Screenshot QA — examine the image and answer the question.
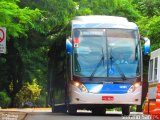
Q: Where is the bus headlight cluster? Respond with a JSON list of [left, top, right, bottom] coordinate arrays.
[[128, 85, 135, 93], [128, 82, 141, 93], [72, 81, 88, 93], [79, 84, 88, 92]]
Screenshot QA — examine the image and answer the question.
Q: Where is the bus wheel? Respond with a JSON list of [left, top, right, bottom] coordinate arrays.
[[122, 105, 130, 116], [68, 105, 77, 115], [92, 107, 106, 115]]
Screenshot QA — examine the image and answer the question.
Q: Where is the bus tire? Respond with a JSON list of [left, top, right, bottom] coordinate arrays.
[[68, 105, 77, 115], [122, 105, 130, 116], [92, 107, 106, 115]]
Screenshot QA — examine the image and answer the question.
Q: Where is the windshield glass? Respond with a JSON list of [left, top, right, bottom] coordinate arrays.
[[73, 29, 140, 78]]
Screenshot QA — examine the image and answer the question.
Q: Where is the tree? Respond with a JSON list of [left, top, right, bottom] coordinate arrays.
[[18, 0, 77, 106], [76, 0, 141, 21], [137, 16, 160, 51], [0, 0, 41, 38], [136, 0, 160, 51], [0, 0, 42, 107], [135, 0, 160, 17]]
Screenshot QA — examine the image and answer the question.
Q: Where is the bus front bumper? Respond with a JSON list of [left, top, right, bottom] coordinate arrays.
[[69, 85, 142, 105]]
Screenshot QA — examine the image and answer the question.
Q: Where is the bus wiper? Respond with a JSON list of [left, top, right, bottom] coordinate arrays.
[[90, 48, 104, 80], [109, 50, 127, 81], [114, 63, 127, 81]]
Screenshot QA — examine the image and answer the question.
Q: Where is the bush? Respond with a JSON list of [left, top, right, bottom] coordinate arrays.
[[0, 91, 11, 108], [15, 79, 41, 107]]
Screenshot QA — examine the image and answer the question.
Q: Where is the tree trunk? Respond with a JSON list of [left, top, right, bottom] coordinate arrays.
[[6, 40, 24, 107]]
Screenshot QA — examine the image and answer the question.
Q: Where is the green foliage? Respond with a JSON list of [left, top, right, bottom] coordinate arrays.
[[131, 105, 136, 112], [137, 16, 160, 51], [0, 0, 42, 38], [0, 91, 11, 108], [136, 0, 160, 17], [15, 79, 41, 107], [19, 0, 76, 35], [76, 0, 141, 21]]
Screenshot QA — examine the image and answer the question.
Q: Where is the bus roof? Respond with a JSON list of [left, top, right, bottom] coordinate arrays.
[[150, 48, 160, 59], [72, 15, 138, 30]]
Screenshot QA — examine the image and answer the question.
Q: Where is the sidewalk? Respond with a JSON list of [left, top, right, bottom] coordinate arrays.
[[0, 111, 27, 120], [0, 108, 51, 120]]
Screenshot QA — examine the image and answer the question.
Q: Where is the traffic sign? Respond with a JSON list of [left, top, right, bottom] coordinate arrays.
[[0, 27, 6, 54]]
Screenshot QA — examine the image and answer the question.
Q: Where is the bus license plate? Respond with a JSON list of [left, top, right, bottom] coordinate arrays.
[[102, 96, 114, 101]]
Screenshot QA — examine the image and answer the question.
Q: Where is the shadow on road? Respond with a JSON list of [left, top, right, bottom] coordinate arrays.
[[69, 112, 122, 117], [43, 111, 122, 117]]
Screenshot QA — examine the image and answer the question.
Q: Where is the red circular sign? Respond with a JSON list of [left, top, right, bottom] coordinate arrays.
[[0, 29, 5, 42]]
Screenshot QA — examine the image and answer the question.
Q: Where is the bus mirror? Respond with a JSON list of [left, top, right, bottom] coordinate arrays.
[[66, 38, 72, 55], [143, 37, 150, 55]]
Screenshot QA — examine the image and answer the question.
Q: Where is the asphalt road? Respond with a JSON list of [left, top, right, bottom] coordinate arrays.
[[0, 109, 152, 120], [25, 111, 151, 120]]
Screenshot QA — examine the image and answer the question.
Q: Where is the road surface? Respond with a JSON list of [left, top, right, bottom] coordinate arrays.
[[25, 111, 151, 120], [0, 109, 152, 120]]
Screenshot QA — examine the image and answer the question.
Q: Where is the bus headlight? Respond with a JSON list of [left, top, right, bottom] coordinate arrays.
[[79, 84, 88, 92], [72, 81, 88, 93], [128, 82, 141, 93], [128, 85, 135, 93]]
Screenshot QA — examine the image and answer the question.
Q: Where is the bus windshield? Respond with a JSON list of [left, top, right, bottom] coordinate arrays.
[[73, 29, 140, 79]]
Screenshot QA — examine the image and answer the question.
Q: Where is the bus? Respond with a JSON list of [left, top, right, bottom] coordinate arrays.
[[144, 48, 160, 113], [50, 15, 150, 115]]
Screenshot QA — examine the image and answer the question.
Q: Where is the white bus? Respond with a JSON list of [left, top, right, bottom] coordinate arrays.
[[51, 15, 150, 115], [146, 48, 160, 112]]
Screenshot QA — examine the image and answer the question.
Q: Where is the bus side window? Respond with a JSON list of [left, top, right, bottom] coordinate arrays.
[[154, 58, 158, 81], [149, 59, 153, 81], [149, 58, 158, 81]]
